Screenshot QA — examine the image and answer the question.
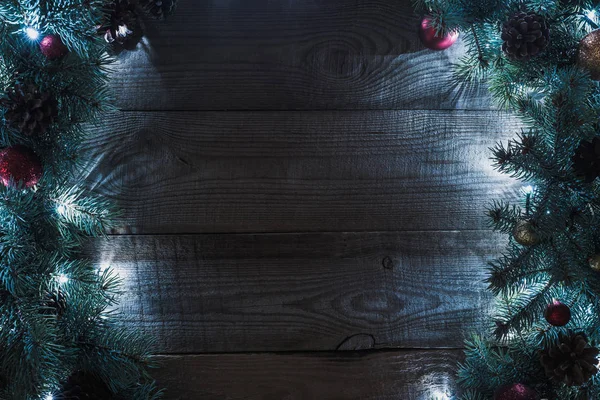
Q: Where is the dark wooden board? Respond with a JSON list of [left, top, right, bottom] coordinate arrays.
[[84, 110, 522, 234], [153, 350, 462, 400], [112, 0, 492, 111], [87, 231, 502, 353], [99, 2, 512, 396]]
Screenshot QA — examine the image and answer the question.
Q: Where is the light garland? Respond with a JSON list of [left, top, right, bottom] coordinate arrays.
[[415, 0, 600, 398]]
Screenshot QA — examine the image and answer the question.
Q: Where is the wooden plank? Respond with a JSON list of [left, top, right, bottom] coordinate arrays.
[[153, 350, 462, 400], [87, 231, 501, 353], [84, 110, 522, 234], [112, 0, 492, 111]]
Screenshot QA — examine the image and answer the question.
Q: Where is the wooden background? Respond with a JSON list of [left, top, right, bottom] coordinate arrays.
[[83, 0, 523, 398]]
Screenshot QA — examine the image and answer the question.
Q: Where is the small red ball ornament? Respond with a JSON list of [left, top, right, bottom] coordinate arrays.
[[418, 16, 459, 50], [493, 383, 538, 400], [39, 35, 68, 60], [0, 145, 43, 188], [544, 300, 571, 326]]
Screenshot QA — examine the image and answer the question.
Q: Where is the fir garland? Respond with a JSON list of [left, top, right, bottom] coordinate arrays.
[[414, 0, 600, 399], [0, 0, 175, 398]]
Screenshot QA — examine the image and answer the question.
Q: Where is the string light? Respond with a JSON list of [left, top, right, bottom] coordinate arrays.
[[424, 372, 452, 400], [98, 260, 111, 273], [522, 185, 534, 194], [25, 27, 40, 40], [56, 204, 66, 216], [429, 391, 450, 400], [429, 387, 451, 399], [587, 9, 597, 20], [44, 394, 53, 400], [57, 274, 69, 284], [117, 25, 131, 37]]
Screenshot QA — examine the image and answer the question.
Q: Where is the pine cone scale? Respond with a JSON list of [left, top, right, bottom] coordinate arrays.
[[139, 0, 178, 19], [57, 371, 113, 400], [1, 83, 57, 136], [101, 0, 140, 45], [540, 333, 599, 386], [502, 12, 550, 60], [573, 137, 600, 182]]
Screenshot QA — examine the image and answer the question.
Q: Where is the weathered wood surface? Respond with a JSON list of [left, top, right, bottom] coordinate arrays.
[[111, 0, 492, 111], [93, 0, 516, 397], [84, 110, 521, 234], [87, 231, 501, 354], [153, 350, 461, 400]]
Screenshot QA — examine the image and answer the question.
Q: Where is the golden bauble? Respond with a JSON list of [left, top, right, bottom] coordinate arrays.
[[512, 220, 540, 246], [589, 254, 600, 272], [578, 29, 600, 81]]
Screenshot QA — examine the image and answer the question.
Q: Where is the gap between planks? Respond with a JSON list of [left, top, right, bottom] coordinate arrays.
[[153, 347, 466, 357], [104, 228, 495, 237]]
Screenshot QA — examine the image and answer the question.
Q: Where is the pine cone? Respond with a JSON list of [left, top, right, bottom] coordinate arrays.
[[572, 137, 600, 182], [1, 83, 57, 136], [501, 12, 550, 60], [540, 333, 599, 386], [139, 0, 177, 20], [40, 290, 66, 317], [102, 0, 141, 44], [56, 371, 114, 400]]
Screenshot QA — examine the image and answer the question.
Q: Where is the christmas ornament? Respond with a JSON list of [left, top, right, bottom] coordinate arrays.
[[589, 253, 600, 271], [493, 383, 538, 400], [57, 371, 113, 400], [578, 29, 600, 80], [0, 145, 43, 188], [418, 16, 459, 51], [139, 0, 178, 20], [540, 333, 599, 386], [102, 0, 140, 44], [1, 83, 58, 136], [572, 137, 600, 182], [544, 300, 571, 326], [501, 12, 550, 60], [39, 34, 68, 60], [512, 220, 539, 246]]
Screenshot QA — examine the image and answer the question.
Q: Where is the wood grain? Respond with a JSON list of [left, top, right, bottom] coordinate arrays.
[[111, 0, 492, 111], [153, 350, 462, 400], [83, 109, 522, 234], [86, 231, 502, 353]]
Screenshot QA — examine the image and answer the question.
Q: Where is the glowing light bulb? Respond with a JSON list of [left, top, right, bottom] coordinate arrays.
[[56, 205, 66, 216], [25, 27, 40, 40], [118, 25, 132, 36], [587, 304, 595, 316], [587, 9, 597, 20], [430, 390, 450, 400], [522, 185, 534, 194], [45, 394, 54, 400], [98, 261, 110, 273], [57, 274, 69, 284]]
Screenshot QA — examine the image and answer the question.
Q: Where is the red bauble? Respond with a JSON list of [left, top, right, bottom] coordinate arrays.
[[418, 16, 459, 50], [494, 383, 538, 400], [544, 300, 571, 327], [39, 35, 68, 60], [0, 145, 43, 188]]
